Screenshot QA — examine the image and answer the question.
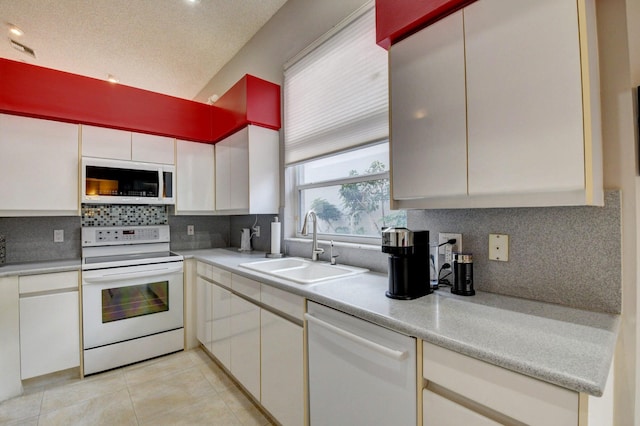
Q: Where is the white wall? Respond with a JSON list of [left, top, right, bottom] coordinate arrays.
[[194, 0, 370, 102]]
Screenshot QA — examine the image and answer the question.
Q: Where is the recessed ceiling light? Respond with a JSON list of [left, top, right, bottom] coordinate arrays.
[[185, 0, 201, 4], [107, 74, 119, 84], [7, 24, 23, 37]]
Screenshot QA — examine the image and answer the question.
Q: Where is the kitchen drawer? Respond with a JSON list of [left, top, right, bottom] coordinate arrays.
[[422, 341, 578, 425], [19, 271, 79, 295], [231, 274, 260, 302], [260, 284, 304, 321], [196, 261, 212, 279], [196, 262, 231, 288]]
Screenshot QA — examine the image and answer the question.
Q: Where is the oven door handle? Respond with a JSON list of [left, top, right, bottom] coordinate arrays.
[[83, 265, 183, 284]]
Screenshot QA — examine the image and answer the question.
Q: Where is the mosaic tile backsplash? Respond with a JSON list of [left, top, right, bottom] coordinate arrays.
[[81, 204, 169, 227]]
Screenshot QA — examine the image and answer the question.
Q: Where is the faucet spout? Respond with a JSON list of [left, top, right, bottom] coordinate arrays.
[[301, 211, 324, 261]]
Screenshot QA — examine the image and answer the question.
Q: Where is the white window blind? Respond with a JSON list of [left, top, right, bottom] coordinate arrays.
[[283, 4, 388, 165]]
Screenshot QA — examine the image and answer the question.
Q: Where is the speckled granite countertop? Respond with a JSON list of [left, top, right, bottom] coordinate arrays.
[[180, 248, 619, 397], [0, 259, 81, 278]]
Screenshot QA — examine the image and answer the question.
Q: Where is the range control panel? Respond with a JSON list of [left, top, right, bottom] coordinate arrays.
[[82, 225, 170, 247]]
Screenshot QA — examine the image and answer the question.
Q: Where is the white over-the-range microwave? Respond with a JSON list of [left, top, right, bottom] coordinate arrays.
[[81, 157, 175, 205]]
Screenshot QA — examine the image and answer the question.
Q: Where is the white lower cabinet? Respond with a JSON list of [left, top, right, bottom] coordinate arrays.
[[210, 283, 232, 370], [230, 294, 260, 399], [195, 262, 304, 425], [422, 341, 579, 426], [0, 276, 22, 402], [195, 276, 213, 352], [19, 271, 80, 380], [260, 309, 303, 426]]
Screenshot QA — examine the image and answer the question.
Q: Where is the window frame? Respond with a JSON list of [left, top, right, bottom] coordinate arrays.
[[289, 142, 402, 246]]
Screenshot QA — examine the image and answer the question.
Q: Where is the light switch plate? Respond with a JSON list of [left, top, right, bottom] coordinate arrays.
[[54, 229, 64, 243], [187, 225, 195, 236], [489, 234, 509, 261]]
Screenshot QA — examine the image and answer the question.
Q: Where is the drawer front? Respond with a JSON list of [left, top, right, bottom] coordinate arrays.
[[231, 274, 260, 302], [210, 265, 231, 287], [196, 261, 212, 279], [422, 341, 578, 426], [423, 388, 501, 426], [261, 284, 304, 320], [196, 262, 231, 288], [19, 271, 79, 295]]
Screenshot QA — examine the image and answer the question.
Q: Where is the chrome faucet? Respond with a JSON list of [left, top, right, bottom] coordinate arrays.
[[300, 211, 324, 261]]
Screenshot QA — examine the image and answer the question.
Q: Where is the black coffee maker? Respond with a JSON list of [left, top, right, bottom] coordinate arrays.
[[382, 227, 431, 300]]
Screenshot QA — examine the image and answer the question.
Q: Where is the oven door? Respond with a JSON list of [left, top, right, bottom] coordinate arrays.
[[82, 262, 183, 349]]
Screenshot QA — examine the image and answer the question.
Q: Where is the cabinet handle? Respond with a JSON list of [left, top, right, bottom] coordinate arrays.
[[305, 313, 408, 361], [83, 265, 183, 284]]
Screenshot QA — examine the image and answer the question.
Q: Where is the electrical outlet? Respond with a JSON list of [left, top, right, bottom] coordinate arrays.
[[187, 225, 194, 236], [438, 233, 462, 264], [54, 229, 64, 243], [253, 226, 261, 238], [489, 233, 509, 261]]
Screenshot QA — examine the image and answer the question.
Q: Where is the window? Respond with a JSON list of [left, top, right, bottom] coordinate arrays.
[[294, 143, 405, 241], [284, 2, 406, 242]]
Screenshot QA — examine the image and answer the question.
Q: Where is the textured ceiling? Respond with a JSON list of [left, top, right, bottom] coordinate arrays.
[[0, 0, 288, 100]]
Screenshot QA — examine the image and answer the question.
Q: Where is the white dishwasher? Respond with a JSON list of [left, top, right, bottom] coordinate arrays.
[[306, 301, 417, 426]]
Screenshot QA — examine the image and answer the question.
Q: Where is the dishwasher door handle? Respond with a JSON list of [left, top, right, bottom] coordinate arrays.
[[305, 313, 408, 361]]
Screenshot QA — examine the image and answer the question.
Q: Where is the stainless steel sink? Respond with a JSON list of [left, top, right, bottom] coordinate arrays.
[[239, 257, 368, 284]]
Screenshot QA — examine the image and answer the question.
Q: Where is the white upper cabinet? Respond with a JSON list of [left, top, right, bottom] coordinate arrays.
[[215, 125, 279, 215], [176, 140, 215, 214], [131, 132, 175, 164], [391, 10, 467, 201], [465, 0, 590, 198], [390, 0, 602, 208], [81, 125, 131, 160], [0, 114, 79, 216], [82, 125, 175, 164]]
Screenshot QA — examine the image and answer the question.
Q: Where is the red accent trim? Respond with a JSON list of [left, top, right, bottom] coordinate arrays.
[[211, 75, 281, 142], [376, 0, 477, 49], [0, 58, 213, 142], [0, 59, 281, 144]]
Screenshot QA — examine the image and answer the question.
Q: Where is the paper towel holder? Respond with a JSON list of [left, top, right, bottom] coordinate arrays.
[[266, 216, 284, 258]]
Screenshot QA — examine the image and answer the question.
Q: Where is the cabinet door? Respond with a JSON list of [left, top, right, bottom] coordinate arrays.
[[215, 128, 249, 212], [0, 277, 21, 401], [423, 389, 501, 426], [176, 140, 215, 214], [195, 277, 211, 348], [261, 310, 303, 426], [19, 291, 80, 379], [390, 10, 467, 200], [211, 283, 232, 370], [247, 126, 279, 214], [214, 138, 231, 211], [465, 0, 585, 196], [131, 132, 175, 164], [82, 125, 131, 160], [230, 295, 260, 399], [228, 131, 250, 211], [0, 114, 79, 215]]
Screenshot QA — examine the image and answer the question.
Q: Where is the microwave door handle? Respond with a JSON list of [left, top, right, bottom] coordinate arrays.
[[83, 265, 183, 284], [305, 313, 408, 361]]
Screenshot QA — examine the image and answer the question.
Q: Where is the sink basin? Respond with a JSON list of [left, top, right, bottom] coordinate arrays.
[[239, 257, 368, 284]]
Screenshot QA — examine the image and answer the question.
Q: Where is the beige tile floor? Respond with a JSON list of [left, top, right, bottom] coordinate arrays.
[[0, 348, 276, 426]]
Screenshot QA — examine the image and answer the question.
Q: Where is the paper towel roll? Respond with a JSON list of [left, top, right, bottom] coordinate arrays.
[[271, 219, 281, 255]]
